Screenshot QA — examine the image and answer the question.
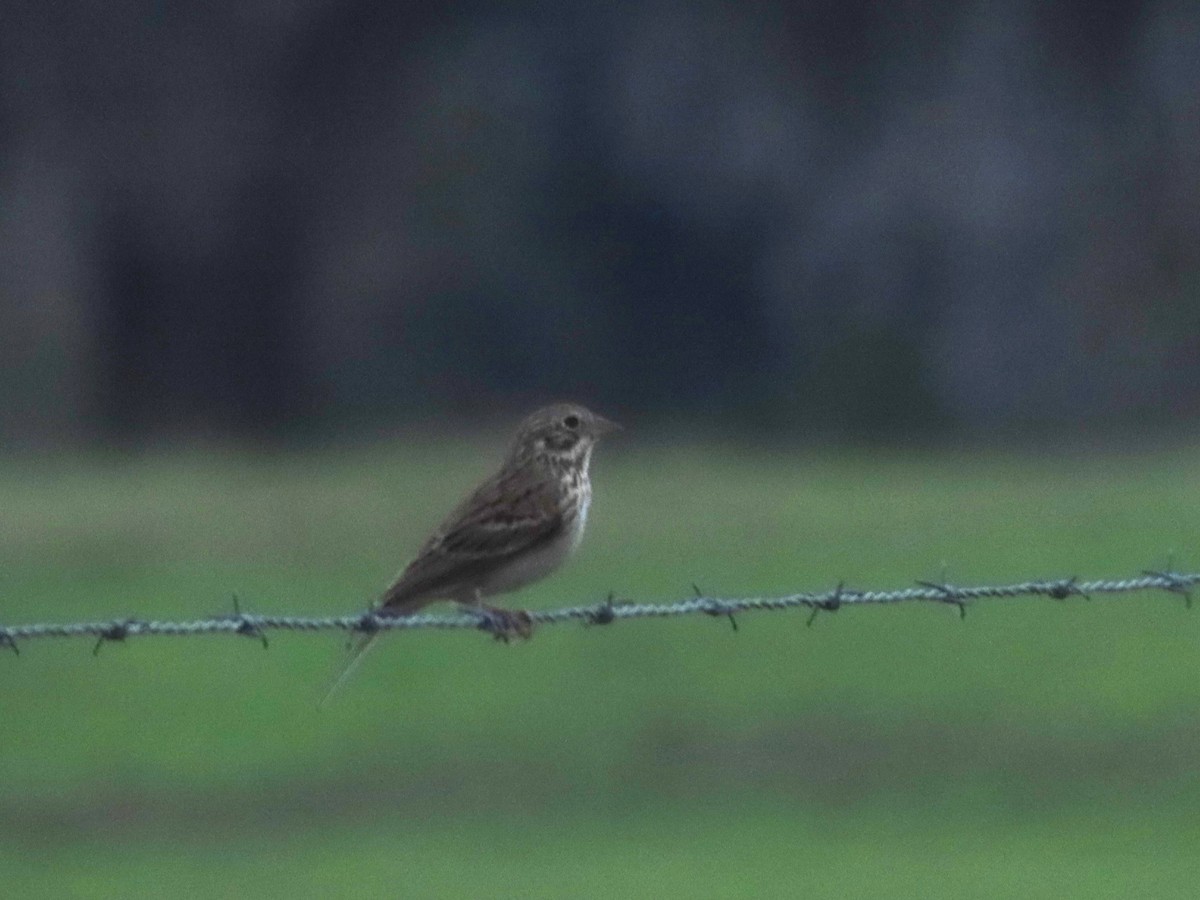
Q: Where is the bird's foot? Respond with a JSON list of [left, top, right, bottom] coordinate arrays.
[[473, 605, 535, 642]]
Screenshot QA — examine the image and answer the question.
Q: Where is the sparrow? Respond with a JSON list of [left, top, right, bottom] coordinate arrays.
[[320, 402, 618, 703]]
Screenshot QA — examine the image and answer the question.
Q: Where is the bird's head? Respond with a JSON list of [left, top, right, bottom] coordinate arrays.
[[511, 403, 620, 461]]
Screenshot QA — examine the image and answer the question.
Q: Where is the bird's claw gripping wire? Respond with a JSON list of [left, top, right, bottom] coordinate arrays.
[[476, 606, 534, 642]]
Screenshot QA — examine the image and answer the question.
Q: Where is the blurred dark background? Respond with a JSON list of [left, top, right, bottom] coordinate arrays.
[[1, 0, 1197, 447]]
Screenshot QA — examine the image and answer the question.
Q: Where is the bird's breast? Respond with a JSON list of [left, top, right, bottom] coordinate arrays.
[[478, 477, 591, 598], [569, 481, 591, 552]]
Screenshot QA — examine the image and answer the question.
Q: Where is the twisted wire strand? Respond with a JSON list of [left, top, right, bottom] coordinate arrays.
[[0, 570, 1194, 651]]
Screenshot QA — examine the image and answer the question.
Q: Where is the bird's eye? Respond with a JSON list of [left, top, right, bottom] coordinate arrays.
[[563, 414, 580, 429]]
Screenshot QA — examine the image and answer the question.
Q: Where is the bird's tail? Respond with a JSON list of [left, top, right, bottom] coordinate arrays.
[[318, 631, 380, 709]]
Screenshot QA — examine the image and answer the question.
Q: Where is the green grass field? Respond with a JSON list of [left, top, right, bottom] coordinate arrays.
[[2, 439, 1199, 898]]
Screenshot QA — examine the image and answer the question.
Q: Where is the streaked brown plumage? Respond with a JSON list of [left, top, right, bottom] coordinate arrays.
[[320, 403, 618, 704]]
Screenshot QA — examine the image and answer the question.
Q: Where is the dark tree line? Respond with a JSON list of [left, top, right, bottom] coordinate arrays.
[[0, 0, 1195, 446]]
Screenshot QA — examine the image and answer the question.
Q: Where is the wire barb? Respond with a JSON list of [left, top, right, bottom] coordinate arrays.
[[352, 612, 382, 635], [1043, 577, 1089, 601], [1143, 570, 1193, 609], [2, 567, 1198, 649], [92, 619, 140, 655], [226, 593, 268, 649], [916, 580, 968, 619], [807, 582, 846, 627], [584, 593, 619, 626], [695, 583, 738, 631]]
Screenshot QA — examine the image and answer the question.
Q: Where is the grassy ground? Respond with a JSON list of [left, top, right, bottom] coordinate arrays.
[[2, 439, 1199, 898]]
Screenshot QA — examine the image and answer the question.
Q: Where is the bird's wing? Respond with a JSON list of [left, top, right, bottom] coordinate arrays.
[[378, 462, 565, 610]]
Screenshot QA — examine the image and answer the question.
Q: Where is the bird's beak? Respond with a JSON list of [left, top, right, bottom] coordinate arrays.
[[594, 414, 622, 436]]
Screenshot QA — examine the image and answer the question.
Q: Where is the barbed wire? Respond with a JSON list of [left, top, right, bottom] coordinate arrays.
[[0, 569, 1194, 654]]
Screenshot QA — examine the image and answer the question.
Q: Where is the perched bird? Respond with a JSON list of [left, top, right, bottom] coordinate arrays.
[[320, 402, 619, 704]]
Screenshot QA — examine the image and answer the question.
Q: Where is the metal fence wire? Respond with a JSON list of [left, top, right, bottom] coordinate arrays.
[[0, 569, 1194, 654]]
